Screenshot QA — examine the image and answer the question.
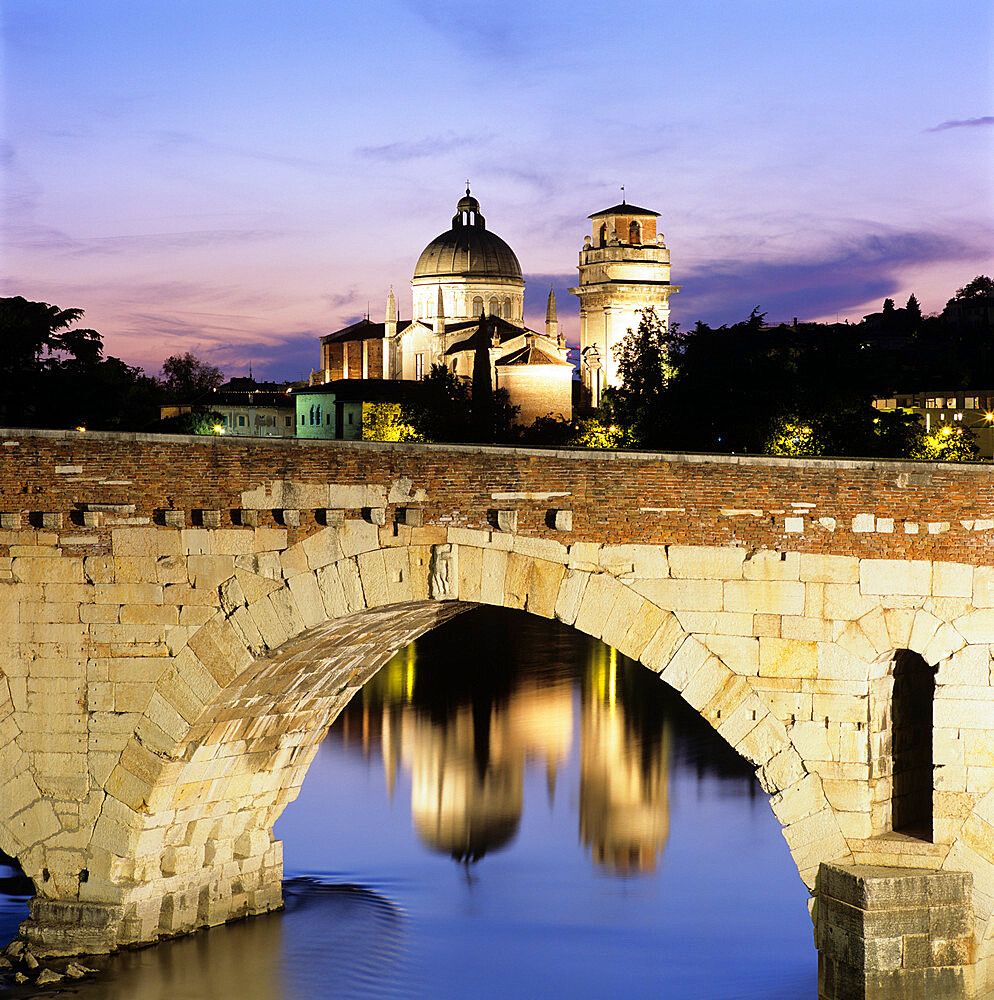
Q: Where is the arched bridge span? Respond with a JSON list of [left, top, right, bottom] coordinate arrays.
[[2, 429, 994, 996]]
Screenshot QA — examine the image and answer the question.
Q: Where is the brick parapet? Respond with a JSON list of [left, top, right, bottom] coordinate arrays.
[[1, 429, 993, 565]]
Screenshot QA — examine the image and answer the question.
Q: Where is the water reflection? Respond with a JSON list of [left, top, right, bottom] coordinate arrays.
[[331, 610, 736, 878]]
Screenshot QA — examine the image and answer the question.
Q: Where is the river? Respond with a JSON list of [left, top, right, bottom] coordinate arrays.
[[0, 606, 816, 998]]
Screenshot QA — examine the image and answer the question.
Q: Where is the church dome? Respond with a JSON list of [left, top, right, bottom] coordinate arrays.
[[413, 189, 523, 282]]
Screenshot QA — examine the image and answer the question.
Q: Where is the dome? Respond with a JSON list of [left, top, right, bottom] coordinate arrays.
[[413, 190, 523, 282]]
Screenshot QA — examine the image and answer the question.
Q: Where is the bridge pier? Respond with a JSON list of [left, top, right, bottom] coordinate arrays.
[[19, 839, 284, 956], [815, 863, 977, 999]]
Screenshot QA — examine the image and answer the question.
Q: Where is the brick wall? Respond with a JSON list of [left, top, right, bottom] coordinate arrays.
[[1, 430, 993, 565]]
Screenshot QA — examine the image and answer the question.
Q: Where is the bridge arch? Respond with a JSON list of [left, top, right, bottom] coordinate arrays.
[[17, 531, 853, 954]]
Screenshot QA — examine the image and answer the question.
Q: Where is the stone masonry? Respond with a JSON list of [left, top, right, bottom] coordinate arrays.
[[2, 430, 994, 995]]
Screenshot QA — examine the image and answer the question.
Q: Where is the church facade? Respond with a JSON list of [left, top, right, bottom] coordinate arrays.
[[309, 188, 678, 430]]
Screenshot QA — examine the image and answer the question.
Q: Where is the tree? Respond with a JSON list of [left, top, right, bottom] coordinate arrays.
[[0, 296, 103, 426], [611, 307, 678, 446], [905, 294, 922, 323], [401, 363, 471, 442], [912, 424, 980, 462], [159, 352, 224, 402], [949, 275, 994, 303], [361, 402, 420, 442]]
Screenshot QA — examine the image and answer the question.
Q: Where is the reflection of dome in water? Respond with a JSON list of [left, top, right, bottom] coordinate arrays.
[[413, 810, 521, 863]]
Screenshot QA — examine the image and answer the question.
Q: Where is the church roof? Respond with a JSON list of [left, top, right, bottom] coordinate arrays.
[[442, 316, 529, 355], [589, 202, 658, 218], [495, 341, 573, 367], [321, 317, 404, 344], [413, 190, 523, 282]]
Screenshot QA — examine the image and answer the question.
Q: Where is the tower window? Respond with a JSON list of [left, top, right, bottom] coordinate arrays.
[[599, 223, 608, 246], [629, 220, 641, 244], [415, 353, 424, 380]]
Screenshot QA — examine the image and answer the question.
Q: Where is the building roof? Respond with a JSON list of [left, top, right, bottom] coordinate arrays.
[[495, 341, 573, 367], [443, 316, 531, 355], [588, 202, 659, 219], [292, 379, 427, 403], [321, 317, 404, 344], [203, 378, 295, 408], [413, 190, 523, 282]]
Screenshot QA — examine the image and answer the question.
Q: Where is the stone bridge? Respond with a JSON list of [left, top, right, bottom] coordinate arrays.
[[2, 429, 994, 997]]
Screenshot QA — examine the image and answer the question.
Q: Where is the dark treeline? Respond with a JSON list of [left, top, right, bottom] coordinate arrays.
[[0, 297, 223, 432], [4, 277, 993, 459], [541, 276, 993, 461]]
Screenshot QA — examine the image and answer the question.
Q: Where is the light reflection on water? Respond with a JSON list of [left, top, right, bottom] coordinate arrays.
[[0, 607, 816, 998]]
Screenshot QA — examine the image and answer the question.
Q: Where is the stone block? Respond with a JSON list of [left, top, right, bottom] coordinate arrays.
[[636, 614, 685, 673], [758, 636, 818, 678], [953, 609, 994, 644], [480, 548, 508, 608], [494, 509, 517, 533], [397, 507, 423, 527], [573, 572, 624, 639], [632, 577, 723, 611], [859, 559, 932, 597], [724, 580, 805, 616], [932, 562, 973, 599], [667, 545, 745, 580], [547, 509, 572, 531], [701, 634, 759, 675], [800, 552, 859, 584], [743, 550, 800, 581], [657, 635, 709, 689]]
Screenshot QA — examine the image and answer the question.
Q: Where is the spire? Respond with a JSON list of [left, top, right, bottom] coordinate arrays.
[[385, 285, 397, 325], [545, 287, 558, 340], [383, 286, 397, 377]]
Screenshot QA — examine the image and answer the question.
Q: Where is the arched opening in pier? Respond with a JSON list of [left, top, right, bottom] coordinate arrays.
[[891, 650, 936, 840]]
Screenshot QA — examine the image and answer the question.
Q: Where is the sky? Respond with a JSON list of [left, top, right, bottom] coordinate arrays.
[[2, 0, 993, 383]]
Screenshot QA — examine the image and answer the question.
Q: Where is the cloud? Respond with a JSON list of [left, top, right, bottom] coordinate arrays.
[[927, 116, 994, 132], [674, 228, 987, 327], [357, 131, 489, 162], [6, 225, 293, 257], [150, 130, 337, 176]]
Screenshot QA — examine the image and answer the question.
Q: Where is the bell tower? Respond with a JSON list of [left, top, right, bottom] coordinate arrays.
[[568, 199, 679, 408]]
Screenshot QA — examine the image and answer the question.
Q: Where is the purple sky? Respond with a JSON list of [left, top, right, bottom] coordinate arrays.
[[3, 1, 993, 382]]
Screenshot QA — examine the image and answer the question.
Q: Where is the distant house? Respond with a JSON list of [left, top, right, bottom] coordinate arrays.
[[161, 377, 298, 437], [292, 379, 426, 440], [872, 390, 994, 458]]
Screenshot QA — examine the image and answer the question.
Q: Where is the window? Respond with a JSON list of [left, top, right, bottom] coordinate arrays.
[[309, 406, 314, 426], [489, 297, 499, 316], [925, 398, 939, 408], [415, 353, 424, 380], [965, 397, 978, 409], [953, 412, 963, 421], [629, 220, 641, 243], [503, 297, 511, 319], [238, 415, 245, 427], [221, 416, 228, 425], [300, 414, 305, 425], [347, 412, 353, 425], [946, 397, 956, 408], [473, 296, 484, 317], [599, 223, 608, 246], [316, 405, 322, 425], [285, 416, 292, 426], [326, 414, 331, 425]]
